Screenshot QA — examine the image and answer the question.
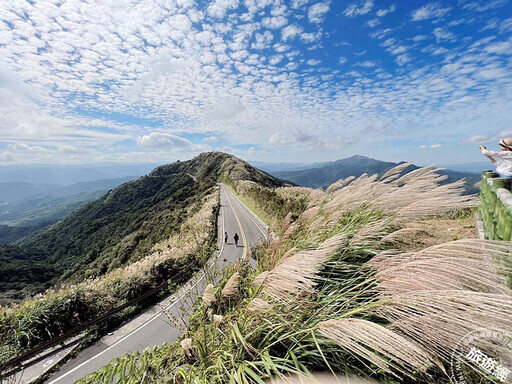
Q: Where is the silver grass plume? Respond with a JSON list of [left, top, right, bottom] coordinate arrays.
[[282, 247, 298, 260], [222, 272, 240, 297], [319, 163, 477, 224], [281, 212, 293, 233], [283, 222, 300, 238], [379, 162, 414, 183], [326, 176, 356, 193], [181, 338, 196, 359], [368, 239, 512, 272], [380, 228, 426, 244], [253, 271, 270, 287], [299, 206, 320, 221], [369, 239, 512, 294], [213, 314, 224, 325], [202, 283, 216, 307], [263, 235, 347, 300], [376, 291, 512, 362], [247, 298, 271, 313], [317, 318, 437, 377]]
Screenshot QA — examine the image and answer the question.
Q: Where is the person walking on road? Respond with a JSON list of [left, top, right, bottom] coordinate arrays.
[[224, 232, 228, 244], [480, 138, 512, 179], [234, 233, 239, 247]]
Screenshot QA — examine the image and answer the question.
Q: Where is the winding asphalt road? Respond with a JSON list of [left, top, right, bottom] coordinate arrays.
[[37, 184, 268, 383]]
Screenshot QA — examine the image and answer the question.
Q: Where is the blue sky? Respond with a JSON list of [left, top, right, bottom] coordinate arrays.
[[0, 0, 511, 166]]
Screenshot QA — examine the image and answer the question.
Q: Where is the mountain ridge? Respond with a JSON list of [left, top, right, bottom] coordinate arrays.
[[0, 152, 285, 302]]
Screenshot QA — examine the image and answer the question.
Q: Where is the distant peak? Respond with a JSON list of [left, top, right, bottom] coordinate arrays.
[[347, 154, 376, 160]]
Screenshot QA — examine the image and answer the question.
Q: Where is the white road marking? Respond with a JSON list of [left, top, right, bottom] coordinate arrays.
[[226, 186, 268, 240]]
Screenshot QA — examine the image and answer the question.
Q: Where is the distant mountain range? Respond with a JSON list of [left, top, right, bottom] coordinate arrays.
[[0, 177, 136, 244], [0, 163, 160, 185], [0, 177, 136, 204], [437, 161, 490, 174], [252, 155, 482, 193]]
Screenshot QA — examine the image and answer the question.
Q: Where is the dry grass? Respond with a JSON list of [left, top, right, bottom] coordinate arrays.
[[202, 284, 215, 307], [321, 164, 477, 226], [377, 291, 512, 361], [221, 272, 240, 297], [263, 235, 347, 300], [247, 297, 271, 313], [267, 373, 379, 384], [317, 318, 437, 377]]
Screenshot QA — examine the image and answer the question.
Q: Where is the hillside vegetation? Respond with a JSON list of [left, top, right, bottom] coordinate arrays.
[[79, 163, 512, 384], [0, 152, 286, 364], [0, 152, 282, 302]]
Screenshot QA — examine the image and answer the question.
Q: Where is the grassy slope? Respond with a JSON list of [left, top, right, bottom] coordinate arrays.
[[76, 166, 512, 384], [0, 152, 287, 364]]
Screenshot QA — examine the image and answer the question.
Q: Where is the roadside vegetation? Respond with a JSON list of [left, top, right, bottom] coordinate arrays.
[[78, 164, 512, 383], [0, 192, 218, 364], [0, 152, 286, 367]]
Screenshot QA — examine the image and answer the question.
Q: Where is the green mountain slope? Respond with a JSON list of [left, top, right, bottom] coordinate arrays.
[[0, 152, 285, 301]]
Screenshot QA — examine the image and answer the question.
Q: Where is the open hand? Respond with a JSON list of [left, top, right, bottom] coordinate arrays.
[[479, 145, 486, 150]]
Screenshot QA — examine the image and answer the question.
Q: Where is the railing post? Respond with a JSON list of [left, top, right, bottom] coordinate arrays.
[[479, 171, 512, 240], [497, 188, 512, 241]]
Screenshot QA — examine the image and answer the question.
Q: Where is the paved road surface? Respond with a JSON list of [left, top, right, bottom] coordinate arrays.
[[36, 184, 268, 383]]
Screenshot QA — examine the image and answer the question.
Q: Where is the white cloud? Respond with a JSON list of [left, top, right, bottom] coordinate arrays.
[[137, 133, 194, 149], [291, 0, 310, 9], [206, 0, 240, 18], [281, 24, 303, 41], [7, 143, 50, 153], [355, 60, 377, 68], [461, 0, 508, 12], [308, 1, 331, 23], [369, 28, 393, 39], [485, 41, 512, 55], [203, 136, 218, 142], [420, 145, 427, 149], [307, 58, 321, 65], [261, 15, 288, 29], [269, 54, 284, 65], [376, 4, 396, 17], [433, 27, 456, 42], [412, 35, 429, 42], [300, 31, 322, 43], [343, 0, 374, 17], [137, 133, 210, 153], [1, 0, 512, 166], [269, 130, 324, 149], [411, 3, 451, 21], [365, 18, 380, 28], [206, 98, 246, 120], [430, 144, 442, 149], [500, 18, 512, 33], [252, 31, 274, 49], [395, 54, 410, 66]]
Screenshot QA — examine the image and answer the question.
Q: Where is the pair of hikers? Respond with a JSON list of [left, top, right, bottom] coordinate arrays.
[[480, 138, 512, 179], [224, 232, 239, 247]]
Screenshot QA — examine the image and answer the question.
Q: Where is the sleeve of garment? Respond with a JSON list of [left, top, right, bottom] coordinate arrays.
[[481, 149, 512, 159]]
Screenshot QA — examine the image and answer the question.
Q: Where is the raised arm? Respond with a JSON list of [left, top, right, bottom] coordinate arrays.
[[480, 145, 512, 160]]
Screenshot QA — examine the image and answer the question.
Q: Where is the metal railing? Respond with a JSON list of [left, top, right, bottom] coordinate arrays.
[[479, 171, 512, 240]]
